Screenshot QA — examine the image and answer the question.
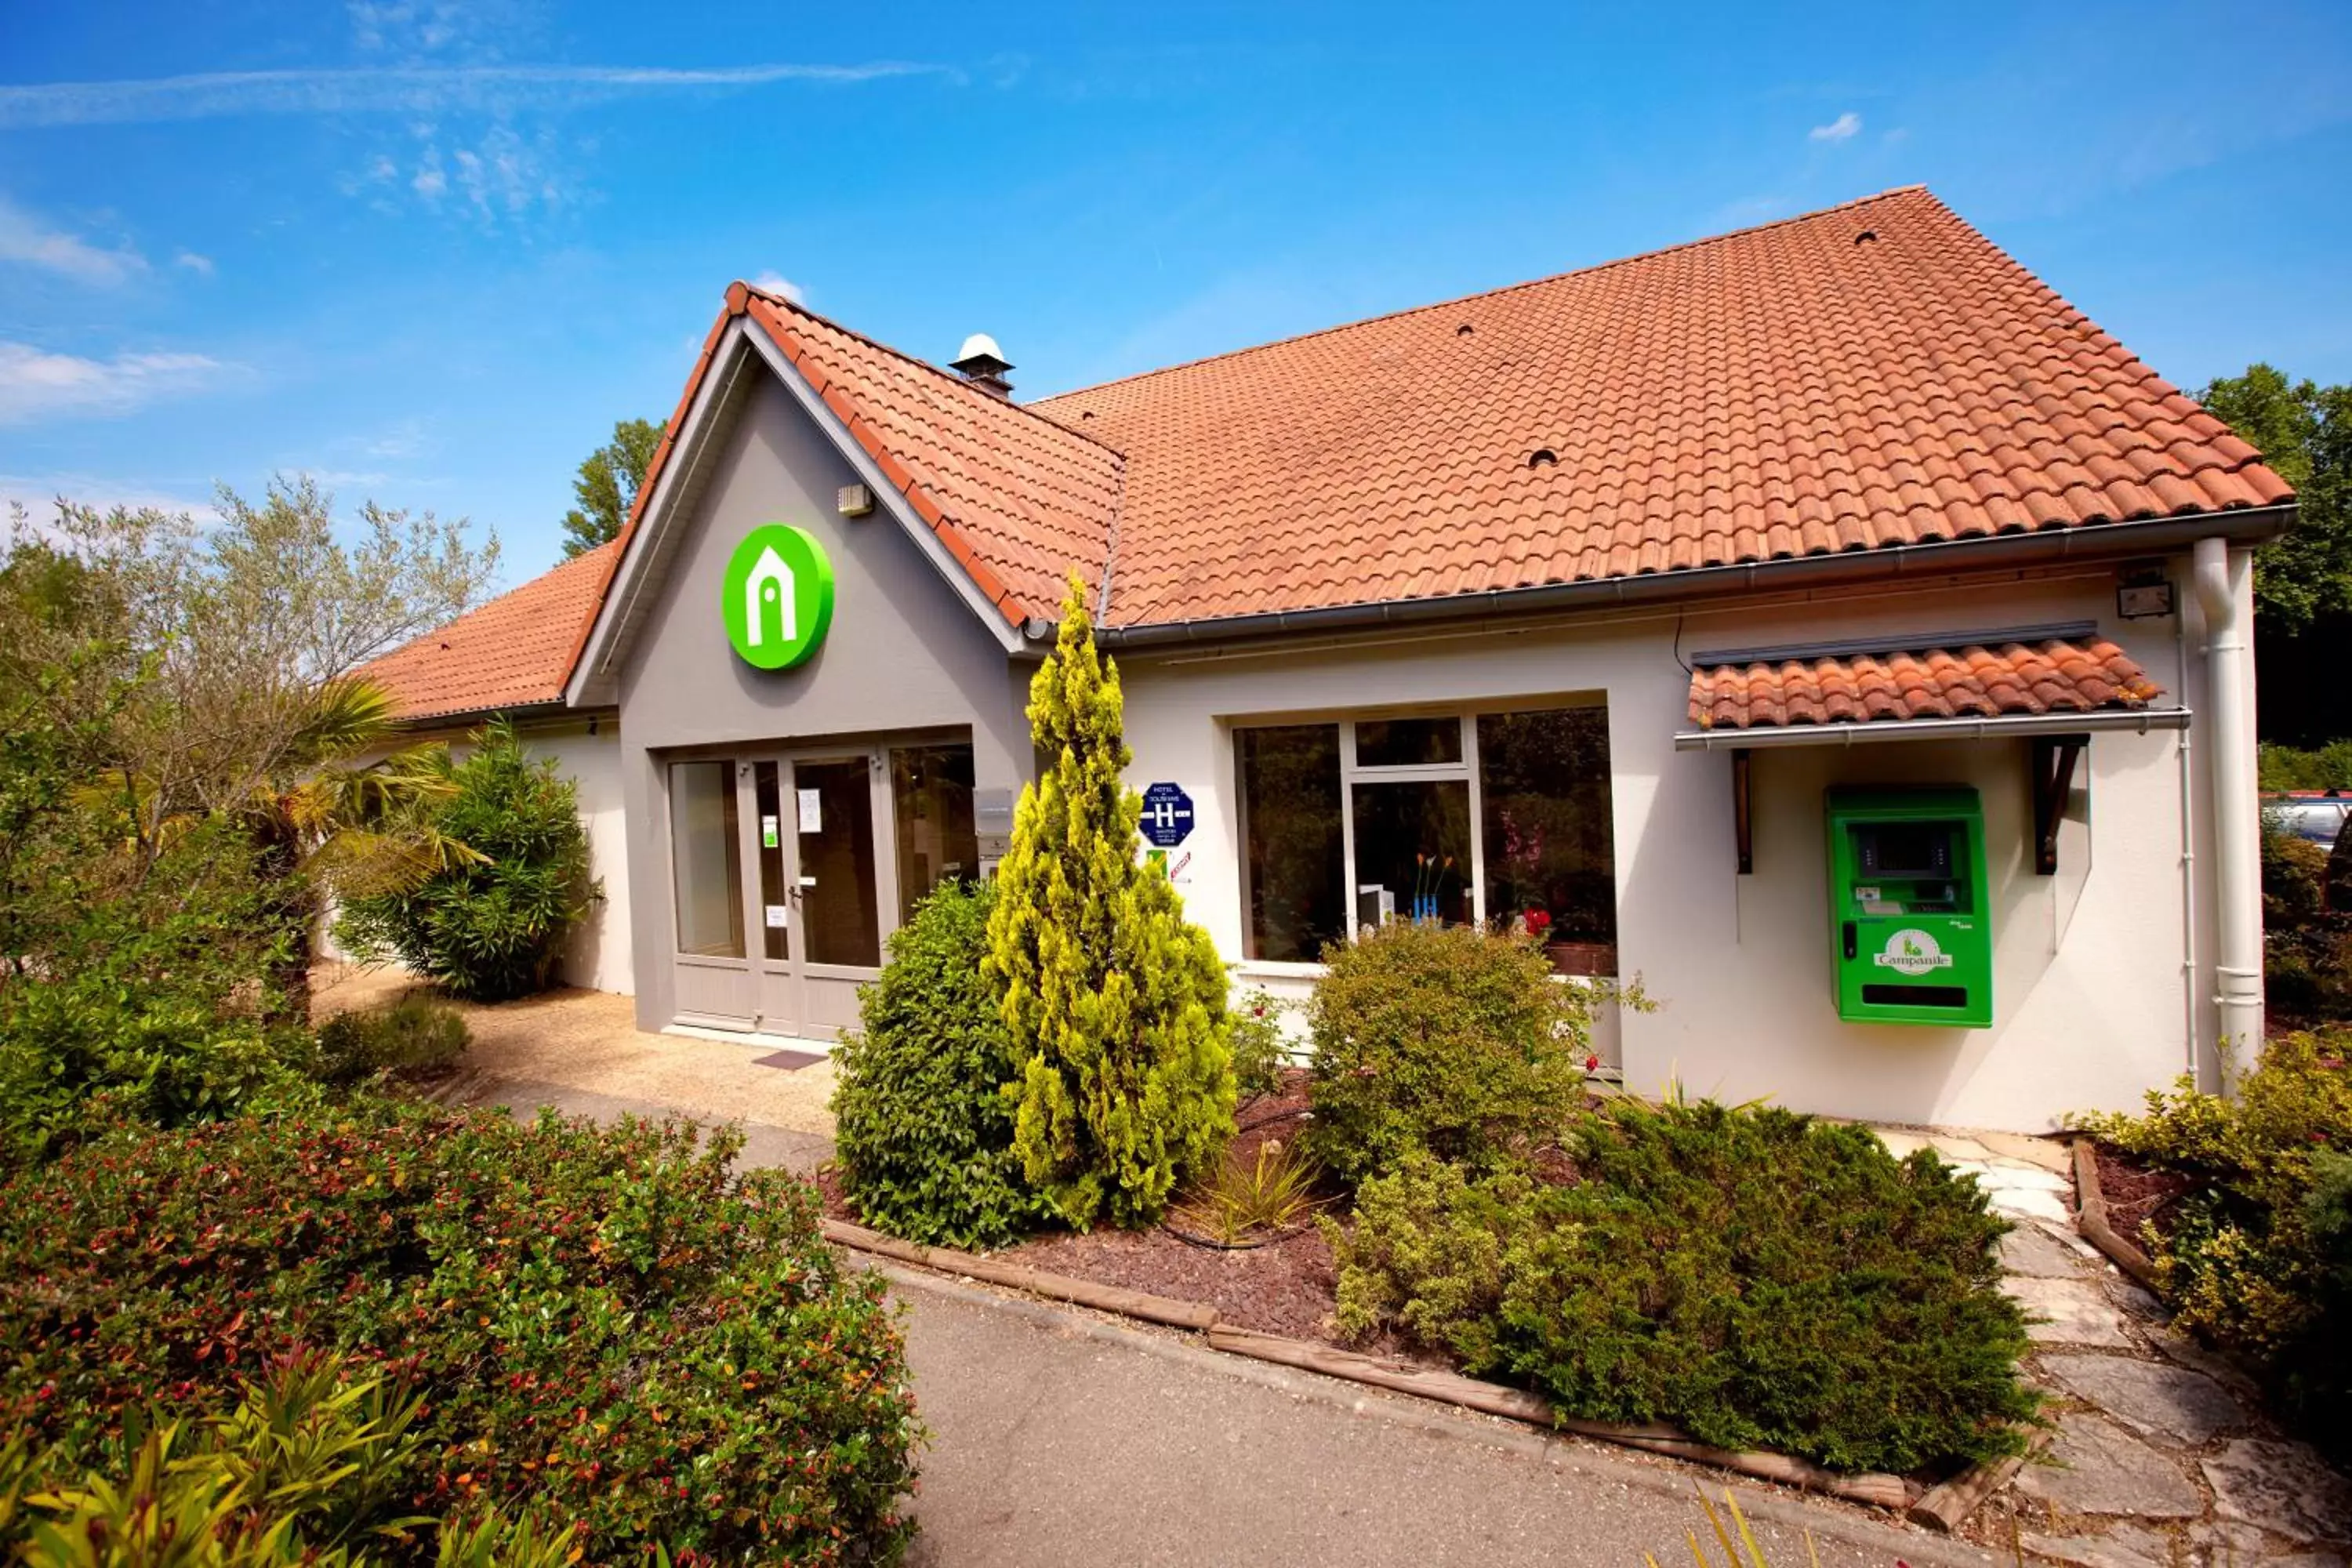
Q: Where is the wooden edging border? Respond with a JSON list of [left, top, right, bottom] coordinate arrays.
[[2070, 1138, 2161, 1290], [815, 1216, 2030, 1526]]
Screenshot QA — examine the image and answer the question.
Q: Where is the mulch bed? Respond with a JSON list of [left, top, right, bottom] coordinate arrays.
[[2090, 1142, 2194, 1250]]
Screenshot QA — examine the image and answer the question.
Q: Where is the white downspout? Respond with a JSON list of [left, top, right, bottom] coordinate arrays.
[[2190, 537, 2263, 1078]]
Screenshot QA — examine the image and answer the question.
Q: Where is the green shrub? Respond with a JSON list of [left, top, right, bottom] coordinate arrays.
[[1327, 1100, 2038, 1475], [0, 1100, 920, 1565], [0, 813, 316, 1168], [986, 577, 1234, 1229], [833, 880, 1053, 1250], [1229, 987, 1289, 1104], [2076, 1033, 2352, 1451], [336, 723, 595, 1002], [0, 1351, 579, 1567], [314, 996, 470, 1087], [1304, 922, 1590, 1186]]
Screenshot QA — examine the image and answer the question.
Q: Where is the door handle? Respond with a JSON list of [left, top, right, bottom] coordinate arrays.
[[1842, 921, 1858, 960]]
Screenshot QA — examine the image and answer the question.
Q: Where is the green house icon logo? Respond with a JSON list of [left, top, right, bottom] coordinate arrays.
[[722, 524, 834, 670]]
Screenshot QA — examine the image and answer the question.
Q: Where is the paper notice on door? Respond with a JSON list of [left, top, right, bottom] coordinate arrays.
[[797, 788, 822, 833], [764, 904, 788, 928], [760, 815, 779, 849]]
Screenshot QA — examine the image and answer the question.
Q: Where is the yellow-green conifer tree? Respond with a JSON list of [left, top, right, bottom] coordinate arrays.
[[985, 574, 1235, 1228]]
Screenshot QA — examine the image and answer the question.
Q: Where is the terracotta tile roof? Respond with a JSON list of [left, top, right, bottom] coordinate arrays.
[[1029, 187, 2291, 626], [743, 289, 1124, 624], [362, 540, 620, 722], [1686, 636, 2165, 731]]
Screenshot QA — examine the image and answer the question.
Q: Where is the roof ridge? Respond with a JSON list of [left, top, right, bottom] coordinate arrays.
[[1033, 187, 1940, 407], [741, 282, 1130, 459]]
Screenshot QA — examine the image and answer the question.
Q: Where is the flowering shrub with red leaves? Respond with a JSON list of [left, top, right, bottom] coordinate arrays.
[[0, 1100, 921, 1566]]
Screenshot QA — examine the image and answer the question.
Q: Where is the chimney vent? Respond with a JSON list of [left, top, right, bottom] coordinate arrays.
[[949, 332, 1014, 399]]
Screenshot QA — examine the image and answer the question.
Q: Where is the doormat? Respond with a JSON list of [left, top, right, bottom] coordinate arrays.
[[751, 1048, 826, 1071]]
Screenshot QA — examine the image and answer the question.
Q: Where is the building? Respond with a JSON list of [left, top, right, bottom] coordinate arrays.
[[364, 187, 2295, 1133]]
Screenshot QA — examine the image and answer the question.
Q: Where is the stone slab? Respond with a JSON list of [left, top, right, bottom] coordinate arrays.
[[2007, 1275, 2138, 1348], [2019, 1528, 2165, 1568], [2203, 1439, 2352, 1546], [2016, 1412, 2203, 1519], [2003, 1223, 2092, 1279], [2038, 1353, 2245, 1446], [1976, 1129, 2078, 1174]]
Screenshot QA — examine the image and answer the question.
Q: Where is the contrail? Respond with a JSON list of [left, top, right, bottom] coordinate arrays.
[[0, 61, 948, 129]]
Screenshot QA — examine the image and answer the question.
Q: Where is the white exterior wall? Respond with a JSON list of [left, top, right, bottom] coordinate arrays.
[[526, 720, 634, 996], [1117, 560, 2223, 1134]]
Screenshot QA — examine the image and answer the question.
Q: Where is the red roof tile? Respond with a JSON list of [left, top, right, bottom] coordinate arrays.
[[376, 187, 2293, 721], [1687, 637, 2164, 731], [363, 540, 619, 722], [742, 292, 1124, 625], [1031, 187, 2290, 626]]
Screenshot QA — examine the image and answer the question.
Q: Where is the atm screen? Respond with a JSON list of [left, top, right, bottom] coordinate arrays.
[[1856, 822, 1955, 879]]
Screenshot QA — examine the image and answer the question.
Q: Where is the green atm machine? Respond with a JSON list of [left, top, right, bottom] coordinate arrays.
[[1825, 787, 1993, 1028]]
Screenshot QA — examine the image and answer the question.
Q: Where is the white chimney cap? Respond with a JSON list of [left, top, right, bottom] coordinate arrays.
[[955, 332, 1006, 365]]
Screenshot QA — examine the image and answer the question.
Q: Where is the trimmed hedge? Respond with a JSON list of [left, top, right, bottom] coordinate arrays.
[[0, 1100, 920, 1565], [1327, 1098, 2038, 1475], [833, 880, 1053, 1249]]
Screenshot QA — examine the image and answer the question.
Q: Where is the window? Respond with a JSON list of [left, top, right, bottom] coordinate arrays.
[[1236, 725, 1345, 962], [670, 760, 744, 959], [891, 743, 978, 924], [1233, 704, 1617, 973], [795, 758, 881, 967], [1477, 707, 1616, 969]]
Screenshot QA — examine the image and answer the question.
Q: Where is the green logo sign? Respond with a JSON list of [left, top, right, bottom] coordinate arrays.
[[721, 524, 835, 670]]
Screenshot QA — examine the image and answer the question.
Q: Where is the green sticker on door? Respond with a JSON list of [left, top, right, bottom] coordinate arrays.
[[722, 524, 835, 670]]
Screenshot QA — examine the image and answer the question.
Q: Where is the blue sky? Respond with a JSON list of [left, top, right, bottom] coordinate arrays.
[[4, 2, 2349, 586]]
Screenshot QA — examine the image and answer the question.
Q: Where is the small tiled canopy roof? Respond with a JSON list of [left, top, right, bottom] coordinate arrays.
[[363, 540, 619, 723], [1687, 637, 2165, 732]]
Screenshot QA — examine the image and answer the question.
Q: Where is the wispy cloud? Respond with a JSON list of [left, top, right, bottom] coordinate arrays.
[[0, 196, 147, 285], [750, 270, 805, 304], [173, 249, 215, 276], [0, 342, 232, 423], [1, 473, 223, 522], [1808, 111, 1863, 143], [0, 61, 948, 129]]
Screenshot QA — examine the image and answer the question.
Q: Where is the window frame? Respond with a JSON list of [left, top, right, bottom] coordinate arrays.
[[1231, 697, 1611, 967]]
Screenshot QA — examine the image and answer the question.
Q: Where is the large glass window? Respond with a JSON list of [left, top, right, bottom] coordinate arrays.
[[891, 744, 978, 924], [669, 760, 744, 959], [1232, 703, 1617, 973], [1236, 724, 1345, 962], [1478, 707, 1615, 972]]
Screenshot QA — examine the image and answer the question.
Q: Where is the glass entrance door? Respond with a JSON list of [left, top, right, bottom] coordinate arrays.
[[739, 751, 887, 1040]]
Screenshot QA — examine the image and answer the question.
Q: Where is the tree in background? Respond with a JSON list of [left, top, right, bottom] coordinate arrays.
[[2201, 365, 2350, 633], [559, 416, 663, 558], [985, 575, 1234, 1229]]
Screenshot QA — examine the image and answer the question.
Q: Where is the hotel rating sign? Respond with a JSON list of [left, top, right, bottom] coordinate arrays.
[[1141, 782, 1194, 848]]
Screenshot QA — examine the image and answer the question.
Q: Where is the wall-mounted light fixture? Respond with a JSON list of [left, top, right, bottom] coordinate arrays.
[[2116, 562, 2176, 620], [837, 483, 874, 518]]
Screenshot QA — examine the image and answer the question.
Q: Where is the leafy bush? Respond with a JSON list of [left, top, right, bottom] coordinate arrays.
[[1228, 987, 1289, 1104], [336, 723, 594, 1002], [314, 996, 470, 1087], [0, 1100, 920, 1565], [986, 577, 1234, 1229], [1327, 1100, 2038, 1475], [2076, 1033, 2352, 1450], [2260, 740, 2352, 792], [0, 1351, 577, 1567], [0, 811, 316, 1168], [833, 880, 1053, 1249], [1304, 922, 1590, 1186]]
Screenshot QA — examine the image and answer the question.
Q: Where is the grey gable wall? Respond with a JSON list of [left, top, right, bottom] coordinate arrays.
[[615, 368, 1036, 1031]]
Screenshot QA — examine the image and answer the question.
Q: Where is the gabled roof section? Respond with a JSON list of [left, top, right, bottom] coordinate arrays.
[[1033, 187, 2292, 627], [740, 289, 1124, 625], [362, 539, 619, 722]]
